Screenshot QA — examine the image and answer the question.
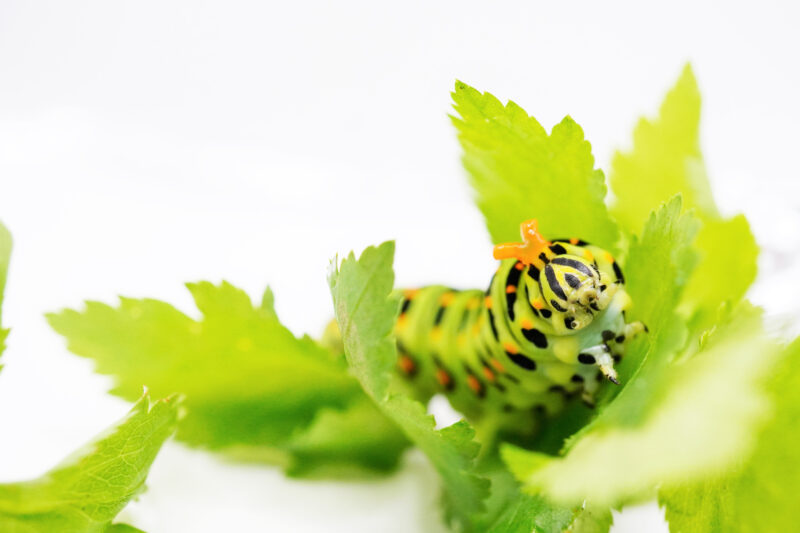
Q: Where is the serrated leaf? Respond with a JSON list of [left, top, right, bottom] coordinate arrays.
[[329, 242, 490, 530], [0, 392, 179, 533], [660, 337, 800, 533], [452, 81, 619, 252], [563, 197, 698, 432], [609, 64, 758, 337], [48, 281, 408, 475], [503, 304, 780, 508], [610, 65, 717, 230], [472, 456, 590, 533]]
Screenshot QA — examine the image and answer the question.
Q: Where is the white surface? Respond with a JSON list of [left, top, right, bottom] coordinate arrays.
[[0, 1, 799, 531]]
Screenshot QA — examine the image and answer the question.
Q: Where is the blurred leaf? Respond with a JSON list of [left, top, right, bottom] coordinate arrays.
[[104, 525, 146, 533], [660, 337, 800, 532], [609, 64, 758, 337], [0, 221, 11, 366], [48, 281, 408, 475], [679, 215, 758, 337], [452, 81, 619, 252], [329, 242, 490, 530], [0, 392, 179, 533], [610, 64, 717, 230], [285, 397, 408, 477], [503, 304, 780, 508]]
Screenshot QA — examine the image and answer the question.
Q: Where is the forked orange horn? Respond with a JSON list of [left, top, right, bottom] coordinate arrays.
[[493, 219, 550, 265]]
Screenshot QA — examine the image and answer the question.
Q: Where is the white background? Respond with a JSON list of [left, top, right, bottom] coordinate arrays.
[[1, 1, 799, 531]]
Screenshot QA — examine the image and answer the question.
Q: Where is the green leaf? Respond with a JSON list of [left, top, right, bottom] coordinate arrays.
[[0, 221, 11, 366], [284, 397, 408, 477], [329, 242, 490, 529], [0, 392, 179, 533], [503, 304, 781, 508], [610, 64, 717, 231], [609, 64, 758, 336], [589, 196, 699, 415], [48, 281, 407, 475], [679, 215, 758, 337], [104, 526, 146, 533], [452, 81, 619, 252], [470, 456, 605, 533], [660, 337, 800, 533], [104, 525, 146, 533]]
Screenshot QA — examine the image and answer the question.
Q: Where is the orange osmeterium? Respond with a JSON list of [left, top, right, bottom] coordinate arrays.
[[493, 219, 550, 266]]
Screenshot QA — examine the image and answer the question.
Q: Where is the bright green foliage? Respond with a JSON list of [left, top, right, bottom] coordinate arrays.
[[502, 305, 780, 508], [610, 65, 717, 230], [590, 197, 699, 415], [329, 242, 490, 530], [660, 338, 800, 533], [451, 81, 619, 252], [0, 221, 11, 366], [609, 64, 758, 335], [0, 392, 179, 533], [470, 457, 609, 533], [104, 526, 145, 533], [284, 397, 407, 477], [680, 215, 758, 336], [48, 281, 407, 475]]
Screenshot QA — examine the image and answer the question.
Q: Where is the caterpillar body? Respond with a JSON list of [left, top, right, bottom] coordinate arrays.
[[330, 220, 646, 426]]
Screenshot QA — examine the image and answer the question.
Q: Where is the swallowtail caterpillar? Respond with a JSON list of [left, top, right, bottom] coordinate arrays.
[[327, 219, 646, 431]]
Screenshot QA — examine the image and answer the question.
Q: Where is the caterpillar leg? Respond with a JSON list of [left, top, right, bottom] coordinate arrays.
[[616, 321, 648, 343], [578, 344, 618, 385]]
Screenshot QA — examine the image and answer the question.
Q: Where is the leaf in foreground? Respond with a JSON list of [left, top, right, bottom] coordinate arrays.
[[503, 305, 780, 508], [329, 242, 489, 529], [451, 81, 619, 252], [660, 337, 800, 533], [0, 392, 179, 533], [48, 282, 407, 475]]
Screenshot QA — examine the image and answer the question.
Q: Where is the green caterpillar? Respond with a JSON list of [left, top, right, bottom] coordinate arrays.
[[328, 219, 646, 428]]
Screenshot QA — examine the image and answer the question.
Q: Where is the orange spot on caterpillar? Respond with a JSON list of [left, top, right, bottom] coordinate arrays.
[[403, 288, 419, 299], [514, 261, 525, 270], [520, 318, 534, 329], [484, 296, 493, 308], [440, 292, 455, 306], [570, 237, 579, 245], [490, 358, 506, 373], [505, 285, 516, 294], [436, 369, 452, 388], [604, 252, 615, 263], [532, 300, 544, 310], [503, 342, 518, 354], [466, 374, 482, 393], [398, 355, 415, 375], [482, 366, 496, 382]]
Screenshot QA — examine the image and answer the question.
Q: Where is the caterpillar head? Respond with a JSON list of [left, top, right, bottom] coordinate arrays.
[[493, 219, 617, 331], [539, 255, 616, 330]]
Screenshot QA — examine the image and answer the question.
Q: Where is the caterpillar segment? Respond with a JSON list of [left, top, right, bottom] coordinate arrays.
[[391, 219, 646, 419]]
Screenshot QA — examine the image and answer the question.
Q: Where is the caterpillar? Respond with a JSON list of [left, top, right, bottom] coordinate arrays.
[[328, 219, 646, 426]]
